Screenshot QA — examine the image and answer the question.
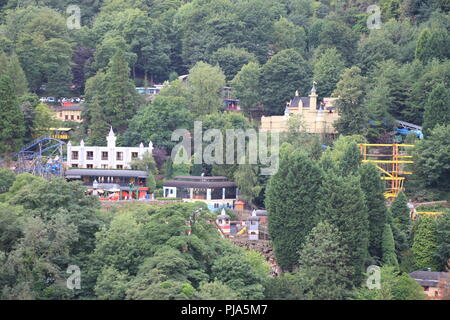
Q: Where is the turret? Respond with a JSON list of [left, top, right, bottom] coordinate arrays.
[[107, 127, 116, 148]]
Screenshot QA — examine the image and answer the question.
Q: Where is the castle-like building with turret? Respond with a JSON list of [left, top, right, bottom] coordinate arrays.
[[260, 83, 339, 134], [66, 127, 153, 169]]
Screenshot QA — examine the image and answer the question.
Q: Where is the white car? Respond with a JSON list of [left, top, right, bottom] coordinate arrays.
[[47, 97, 55, 103]]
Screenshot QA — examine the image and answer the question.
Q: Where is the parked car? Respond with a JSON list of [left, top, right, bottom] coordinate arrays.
[[47, 97, 55, 103]]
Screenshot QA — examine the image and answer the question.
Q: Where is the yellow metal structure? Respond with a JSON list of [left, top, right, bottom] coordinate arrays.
[[412, 211, 444, 221], [359, 144, 415, 199]]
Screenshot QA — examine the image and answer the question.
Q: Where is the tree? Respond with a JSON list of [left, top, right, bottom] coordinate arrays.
[[259, 49, 312, 115], [359, 163, 388, 260], [210, 46, 257, 81], [415, 28, 450, 63], [339, 141, 361, 176], [104, 49, 140, 132], [333, 67, 368, 136], [352, 266, 425, 300], [195, 281, 238, 300], [42, 38, 73, 97], [32, 103, 57, 138], [94, 266, 129, 300], [231, 62, 262, 114], [3, 53, 28, 96], [390, 192, 411, 235], [313, 48, 345, 97], [0, 75, 25, 155], [436, 213, 450, 270], [422, 83, 450, 135], [318, 173, 369, 284], [123, 95, 192, 151], [271, 17, 307, 54], [265, 148, 323, 271], [356, 32, 399, 74], [233, 164, 262, 205], [188, 61, 226, 116], [382, 224, 399, 267], [263, 273, 305, 300], [0, 169, 15, 195], [318, 20, 358, 64], [412, 215, 439, 271], [211, 252, 265, 300], [415, 124, 450, 191], [297, 221, 353, 300]]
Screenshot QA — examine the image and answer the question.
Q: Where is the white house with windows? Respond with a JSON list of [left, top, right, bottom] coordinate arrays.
[[66, 127, 153, 169]]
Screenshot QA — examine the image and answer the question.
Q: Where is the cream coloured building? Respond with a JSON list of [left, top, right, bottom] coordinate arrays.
[[53, 105, 84, 123], [260, 84, 340, 134], [66, 127, 153, 169]]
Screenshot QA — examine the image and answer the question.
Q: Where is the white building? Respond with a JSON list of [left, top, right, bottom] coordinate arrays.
[[66, 127, 153, 169]]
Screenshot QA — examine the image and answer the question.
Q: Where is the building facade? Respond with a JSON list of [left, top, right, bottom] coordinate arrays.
[[260, 83, 339, 134], [53, 105, 84, 123], [65, 168, 149, 200], [163, 176, 238, 211], [66, 128, 153, 169]]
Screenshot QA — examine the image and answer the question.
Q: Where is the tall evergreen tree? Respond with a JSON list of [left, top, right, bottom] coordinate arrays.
[[339, 142, 361, 176], [333, 67, 368, 136], [266, 148, 323, 271], [435, 213, 450, 271], [0, 75, 25, 156], [359, 163, 388, 260], [318, 173, 369, 284], [382, 224, 399, 267], [422, 83, 450, 135], [5, 53, 28, 96], [297, 221, 353, 300], [104, 49, 140, 132], [390, 192, 411, 235], [412, 215, 439, 271]]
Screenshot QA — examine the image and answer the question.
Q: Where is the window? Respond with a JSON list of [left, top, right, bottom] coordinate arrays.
[[101, 152, 108, 160], [77, 115, 80, 120], [101, 164, 108, 169], [86, 164, 93, 169], [116, 165, 123, 169], [131, 152, 138, 159], [86, 151, 93, 160], [116, 152, 123, 161], [71, 164, 78, 168], [72, 151, 79, 160], [65, 115, 69, 120], [71, 115, 74, 120], [59, 112, 63, 117]]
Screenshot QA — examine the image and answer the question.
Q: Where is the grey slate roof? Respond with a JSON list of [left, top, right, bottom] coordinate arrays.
[[409, 270, 448, 287]]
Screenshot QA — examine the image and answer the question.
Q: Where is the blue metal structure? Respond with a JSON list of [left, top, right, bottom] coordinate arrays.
[[16, 136, 65, 179]]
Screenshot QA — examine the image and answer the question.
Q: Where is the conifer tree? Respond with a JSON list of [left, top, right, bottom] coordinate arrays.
[[382, 224, 399, 267], [359, 163, 388, 260], [422, 83, 450, 135], [0, 75, 25, 156], [390, 192, 411, 235], [105, 49, 140, 132], [5, 53, 28, 96], [266, 149, 323, 271], [333, 67, 368, 136], [318, 173, 369, 284], [339, 142, 361, 176], [297, 221, 353, 300], [412, 215, 439, 271]]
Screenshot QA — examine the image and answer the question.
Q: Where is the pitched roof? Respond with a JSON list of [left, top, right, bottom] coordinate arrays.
[[409, 270, 448, 287]]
